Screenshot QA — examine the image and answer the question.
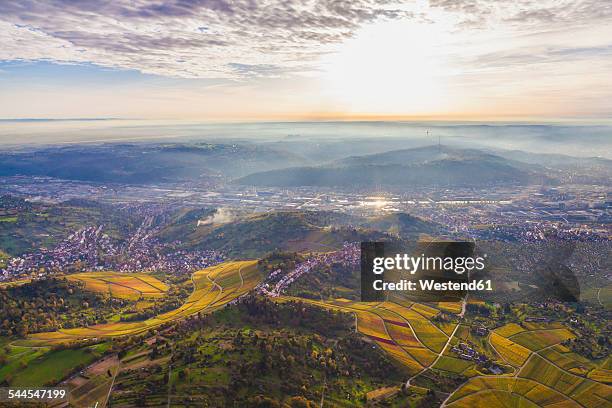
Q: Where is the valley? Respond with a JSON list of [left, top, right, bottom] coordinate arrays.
[[0, 137, 609, 407]]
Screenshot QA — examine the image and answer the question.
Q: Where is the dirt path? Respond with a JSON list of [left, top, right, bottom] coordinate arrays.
[[102, 361, 120, 408], [406, 323, 459, 389]]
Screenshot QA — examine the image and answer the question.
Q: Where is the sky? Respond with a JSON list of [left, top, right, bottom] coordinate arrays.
[[1, 0, 611, 121]]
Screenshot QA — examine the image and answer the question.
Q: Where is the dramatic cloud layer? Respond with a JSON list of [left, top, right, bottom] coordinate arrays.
[[2, 0, 609, 79], [0, 0, 414, 78], [0, 0, 611, 119]]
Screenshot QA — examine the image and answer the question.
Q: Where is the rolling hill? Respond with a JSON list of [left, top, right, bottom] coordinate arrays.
[[361, 213, 441, 238], [0, 142, 308, 184], [236, 145, 549, 188], [169, 210, 391, 257]]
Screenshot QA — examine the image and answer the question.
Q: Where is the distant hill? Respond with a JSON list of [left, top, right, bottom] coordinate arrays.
[[491, 150, 611, 185], [0, 143, 308, 184], [237, 145, 549, 188], [154, 207, 217, 243], [334, 145, 539, 168], [491, 149, 612, 168], [0, 196, 140, 256]]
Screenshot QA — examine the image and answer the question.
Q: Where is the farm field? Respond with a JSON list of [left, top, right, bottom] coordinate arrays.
[[62, 354, 121, 408], [18, 261, 261, 346], [589, 367, 612, 384], [379, 301, 449, 353], [494, 323, 525, 338], [11, 348, 98, 387], [0, 343, 49, 384], [509, 328, 575, 351], [445, 377, 581, 407], [432, 355, 474, 374], [437, 301, 463, 314], [284, 296, 563, 388], [65, 271, 169, 300], [0, 344, 108, 388], [519, 354, 612, 407], [539, 345, 596, 376], [489, 332, 531, 367], [445, 322, 612, 408]]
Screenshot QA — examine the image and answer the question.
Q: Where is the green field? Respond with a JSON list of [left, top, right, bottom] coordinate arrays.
[[0, 341, 107, 388], [510, 328, 575, 351], [10, 348, 100, 387], [0, 345, 49, 384], [432, 355, 473, 374]]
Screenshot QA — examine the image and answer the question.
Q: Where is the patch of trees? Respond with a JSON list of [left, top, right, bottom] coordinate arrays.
[[148, 296, 408, 406], [564, 332, 610, 360], [236, 296, 354, 338], [288, 261, 360, 300], [413, 369, 467, 394], [0, 278, 115, 336], [248, 395, 318, 407], [166, 325, 404, 406], [466, 303, 492, 317]]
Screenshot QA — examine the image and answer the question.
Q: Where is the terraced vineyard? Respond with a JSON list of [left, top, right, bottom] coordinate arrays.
[[489, 332, 531, 367], [4, 261, 610, 407], [66, 271, 169, 300], [445, 323, 612, 407], [280, 297, 458, 376], [280, 297, 611, 408], [16, 261, 261, 347], [588, 357, 612, 384]]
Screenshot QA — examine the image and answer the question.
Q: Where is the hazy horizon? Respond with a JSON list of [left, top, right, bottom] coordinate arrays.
[[1, 119, 611, 159]]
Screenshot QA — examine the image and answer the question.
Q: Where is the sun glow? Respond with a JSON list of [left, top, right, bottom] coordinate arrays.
[[321, 19, 454, 115], [361, 200, 391, 208]]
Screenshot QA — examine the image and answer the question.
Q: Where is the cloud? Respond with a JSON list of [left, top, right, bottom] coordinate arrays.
[[1, 0, 610, 80], [1, 0, 611, 119], [470, 45, 612, 70], [430, 0, 612, 29], [228, 63, 285, 78], [0, 0, 413, 79]]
